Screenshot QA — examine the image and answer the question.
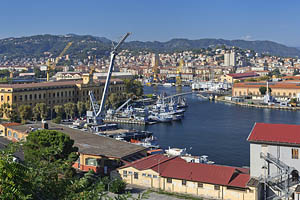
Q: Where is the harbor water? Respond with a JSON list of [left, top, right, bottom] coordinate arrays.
[[121, 85, 300, 167]]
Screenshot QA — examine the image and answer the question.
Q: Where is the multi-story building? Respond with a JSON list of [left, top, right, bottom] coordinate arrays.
[[224, 51, 236, 67], [247, 123, 300, 199], [0, 74, 125, 112]]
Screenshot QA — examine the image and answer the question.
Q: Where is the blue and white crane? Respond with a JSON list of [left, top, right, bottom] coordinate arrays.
[[87, 33, 130, 125]]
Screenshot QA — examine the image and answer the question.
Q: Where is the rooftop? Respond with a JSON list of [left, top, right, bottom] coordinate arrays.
[[234, 81, 300, 89], [0, 78, 124, 89], [120, 154, 250, 188], [247, 123, 300, 146], [227, 72, 259, 79], [5, 122, 146, 159]]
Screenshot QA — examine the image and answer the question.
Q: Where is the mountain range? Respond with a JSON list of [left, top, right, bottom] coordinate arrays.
[[0, 34, 300, 59]]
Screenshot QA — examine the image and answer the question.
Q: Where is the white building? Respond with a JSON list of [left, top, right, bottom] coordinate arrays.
[[248, 123, 300, 200], [224, 51, 236, 66]]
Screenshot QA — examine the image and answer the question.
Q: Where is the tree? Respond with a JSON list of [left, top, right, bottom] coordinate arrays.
[[18, 105, 32, 124], [124, 79, 143, 97], [64, 102, 77, 119], [259, 86, 272, 95], [33, 103, 48, 120], [0, 143, 32, 199], [54, 105, 65, 118], [77, 101, 86, 117], [0, 103, 19, 122], [259, 86, 267, 95], [24, 130, 79, 199]]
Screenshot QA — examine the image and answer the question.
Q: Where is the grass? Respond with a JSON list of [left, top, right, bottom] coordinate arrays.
[[149, 189, 203, 200]]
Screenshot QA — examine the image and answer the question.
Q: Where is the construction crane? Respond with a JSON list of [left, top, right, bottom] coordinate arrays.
[[46, 42, 73, 81], [176, 59, 184, 85], [87, 33, 130, 125]]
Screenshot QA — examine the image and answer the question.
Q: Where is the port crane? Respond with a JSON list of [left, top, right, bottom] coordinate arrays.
[[46, 42, 73, 81], [87, 33, 130, 125]]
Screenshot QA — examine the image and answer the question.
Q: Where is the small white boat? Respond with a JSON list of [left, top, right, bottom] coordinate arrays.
[[162, 83, 173, 87]]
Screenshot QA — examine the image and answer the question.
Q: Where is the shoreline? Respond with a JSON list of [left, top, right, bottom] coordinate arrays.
[[215, 98, 300, 111]]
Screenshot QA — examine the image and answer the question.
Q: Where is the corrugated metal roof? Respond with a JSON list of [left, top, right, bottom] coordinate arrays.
[[248, 123, 300, 145]]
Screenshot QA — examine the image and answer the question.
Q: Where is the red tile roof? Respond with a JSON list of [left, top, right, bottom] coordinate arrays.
[[248, 123, 300, 145], [1, 122, 21, 127], [228, 72, 258, 79], [120, 154, 250, 188]]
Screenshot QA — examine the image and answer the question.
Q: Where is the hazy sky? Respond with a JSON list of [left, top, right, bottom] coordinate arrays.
[[1, 0, 300, 46]]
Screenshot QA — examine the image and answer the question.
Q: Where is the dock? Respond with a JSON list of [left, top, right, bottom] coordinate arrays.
[[216, 99, 300, 111], [104, 118, 146, 125]]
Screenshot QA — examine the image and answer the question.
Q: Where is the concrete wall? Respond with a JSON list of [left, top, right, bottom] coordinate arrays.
[[250, 143, 300, 178]]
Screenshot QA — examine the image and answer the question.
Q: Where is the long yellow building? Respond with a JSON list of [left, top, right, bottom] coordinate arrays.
[[233, 81, 300, 100], [0, 74, 125, 110], [116, 154, 258, 200]]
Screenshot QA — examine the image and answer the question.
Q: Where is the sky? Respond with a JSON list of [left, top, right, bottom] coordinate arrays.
[[1, 0, 300, 46]]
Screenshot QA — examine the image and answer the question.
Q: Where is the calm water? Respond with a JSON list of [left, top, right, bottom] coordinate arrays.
[[122, 86, 300, 167]]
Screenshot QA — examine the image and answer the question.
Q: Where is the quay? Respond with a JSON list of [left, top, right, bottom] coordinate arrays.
[[104, 118, 146, 125], [216, 98, 300, 111]]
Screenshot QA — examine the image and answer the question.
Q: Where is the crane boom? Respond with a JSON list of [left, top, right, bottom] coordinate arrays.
[[96, 33, 130, 118], [47, 42, 73, 81]]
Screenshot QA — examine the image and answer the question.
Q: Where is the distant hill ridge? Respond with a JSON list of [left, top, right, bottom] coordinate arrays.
[[0, 34, 299, 58]]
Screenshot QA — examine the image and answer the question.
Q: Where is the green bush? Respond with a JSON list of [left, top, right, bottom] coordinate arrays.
[[109, 179, 127, 194], [52, 116, 61, 124], [102, 176, 126, 194]]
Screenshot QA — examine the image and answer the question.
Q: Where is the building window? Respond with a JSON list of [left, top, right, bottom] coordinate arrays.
[[167, 178, 172, 183], [1, 96, 3, 101], [134, 172, 138, 179], [128, 171, 132, 175], [13, 132, 18, 140], [8, 130, 12, 137], [39, 94, 41, 99], [123, 170, 127, 177], [153, 175, 158, 178], [292, 149, 299, 159], [147, 174, 152, 178], [7, 96, 10, 101], [85, 158, 98, 166], [34, 94, 37, 99], [182, 180, 186, 186], [142, 173, 146, 176], [198, 182, 203, 188], [214, 185, 220, 190]]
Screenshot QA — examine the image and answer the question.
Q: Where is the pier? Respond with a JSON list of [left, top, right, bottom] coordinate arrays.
[[104, 118, 146, 125], [163, 91, 194, 99]]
